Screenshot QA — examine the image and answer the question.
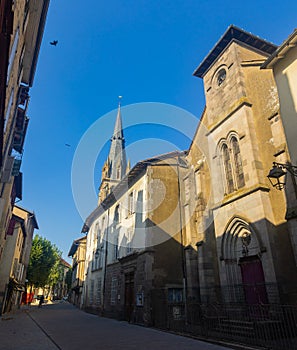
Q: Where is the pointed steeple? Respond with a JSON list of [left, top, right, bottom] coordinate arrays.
[[112, 99, 124, 141], [108, 98, 127, 181], [98, 98, 127, 204]]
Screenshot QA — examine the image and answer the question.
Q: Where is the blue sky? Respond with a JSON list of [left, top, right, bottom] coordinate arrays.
[[20, 0, 297, 260]]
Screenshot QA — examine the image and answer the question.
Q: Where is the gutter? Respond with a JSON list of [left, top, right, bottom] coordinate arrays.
[[28, 0, 50, 86], [261, 28, 297, 69]]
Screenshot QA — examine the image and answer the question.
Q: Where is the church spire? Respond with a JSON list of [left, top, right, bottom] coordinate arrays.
[[112, 97, 124, 141], [108, 96, 127, 181], [98, 97, 127, 204]]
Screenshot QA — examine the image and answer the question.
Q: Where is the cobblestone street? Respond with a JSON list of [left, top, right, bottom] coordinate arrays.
[[0, 302, 233, 350]]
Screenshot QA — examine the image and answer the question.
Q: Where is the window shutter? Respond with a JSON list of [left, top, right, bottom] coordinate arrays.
[[6, 217, 16, 236]]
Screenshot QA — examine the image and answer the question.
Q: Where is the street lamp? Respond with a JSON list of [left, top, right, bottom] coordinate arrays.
[[267, 162, 297, 190]]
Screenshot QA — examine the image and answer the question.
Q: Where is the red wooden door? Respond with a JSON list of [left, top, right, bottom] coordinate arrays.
[[239, 256, 268, 305]]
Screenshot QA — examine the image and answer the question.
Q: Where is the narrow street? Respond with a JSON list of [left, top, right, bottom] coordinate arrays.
[[0, 302, 233, 350]]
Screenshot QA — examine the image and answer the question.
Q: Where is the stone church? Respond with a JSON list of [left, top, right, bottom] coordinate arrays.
[[79, 25, 297, 328], [185, 25, 297, 305]]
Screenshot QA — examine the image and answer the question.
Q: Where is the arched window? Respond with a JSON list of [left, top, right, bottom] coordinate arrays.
[[231, 137, 245, 188], [114, 205, 120, 223], [222, 144, 234, 193]]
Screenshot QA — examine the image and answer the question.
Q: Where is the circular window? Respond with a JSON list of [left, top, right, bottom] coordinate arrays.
[[216, 68, 226, 86]]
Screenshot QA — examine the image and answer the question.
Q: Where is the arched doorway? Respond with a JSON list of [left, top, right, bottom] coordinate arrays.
[[220, 217, 268, 305]]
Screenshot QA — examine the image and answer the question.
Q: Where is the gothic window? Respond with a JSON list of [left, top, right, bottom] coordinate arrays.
[[231, 137, 245, 188], [222, 143, 234, 193], [114, 205, 120, 223]]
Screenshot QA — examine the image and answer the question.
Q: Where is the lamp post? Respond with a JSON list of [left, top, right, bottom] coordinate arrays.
[[267, 162, 297, 190]]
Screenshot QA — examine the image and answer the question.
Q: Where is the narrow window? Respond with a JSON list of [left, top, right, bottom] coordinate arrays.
[[4, 88, 14, 132], [110, 277, 117, 305], [93, 223, 98, 246], [128, 192, 134, 215], [194, 170, 202, 197], [126, 229, 132, 254], [95, 278, 101, 305], [98, 246, 104, 268], [114, 240, 118, 260], [222, 144, 234, 193], [231, 137, 245, 188], [114, 205, 120, 223], [7, 28, 20, 82], [184, 177, 190, 203], [89, 280, 94, 305]]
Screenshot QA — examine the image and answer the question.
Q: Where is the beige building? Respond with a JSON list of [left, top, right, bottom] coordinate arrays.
[[0, 0, 49, 309], [82, 151, 187, 325], [0, 205, 38, 313], [262, 29, 297, 166], [68, 236, 86, 307], [81, 106, 188, 325], [262, 29, 297, 265], [50, 258, 71, 300]]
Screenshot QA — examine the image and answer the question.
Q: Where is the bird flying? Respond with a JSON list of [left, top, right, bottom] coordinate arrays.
[[50, 40, 58, 46]]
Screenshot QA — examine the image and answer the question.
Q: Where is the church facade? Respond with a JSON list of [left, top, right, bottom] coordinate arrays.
[[79, 26, 297, 330], [185, 25, 297, 304]]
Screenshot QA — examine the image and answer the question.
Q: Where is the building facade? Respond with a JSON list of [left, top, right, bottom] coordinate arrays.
[[68, 236, 86, 307], [0, 205, 38, 313], [185, 25, 297, 305], [79, 105, 189, 326], [262, 30, 297, 266], [0, 0, 49, 310], [77, 26, 297, 337], [51, 258, 71, 300]]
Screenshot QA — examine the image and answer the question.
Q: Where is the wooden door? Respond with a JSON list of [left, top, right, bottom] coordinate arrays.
[[124, 272, 134, 322], [239, 256, 268, 305]]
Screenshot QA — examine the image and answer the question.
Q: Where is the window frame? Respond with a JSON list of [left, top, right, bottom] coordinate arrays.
[[220, 135, 245, 194]]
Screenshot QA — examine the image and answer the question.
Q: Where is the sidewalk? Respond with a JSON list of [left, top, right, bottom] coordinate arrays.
[[0, 305, 58, 350]]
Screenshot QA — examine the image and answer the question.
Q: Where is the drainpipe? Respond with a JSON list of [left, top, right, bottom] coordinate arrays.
[[102, 208, 110, 315], [176, 155, 188, 325]]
